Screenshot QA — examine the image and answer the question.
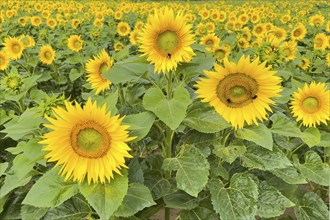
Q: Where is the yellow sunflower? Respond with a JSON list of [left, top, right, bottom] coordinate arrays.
[[39, 98, 134, 184], [31, 16, 42, 26], [298, 57, 310, 70], [19, 35, 35, 48], [114, 42, 124, 52], [290, 82, 330, 127], [39, 45, 55, 65], [3, 36, 25, 60], [67, 35, 83, 52], [200, 33, 221, 51], [85, 49, 113, 94], [219, 11, 227, 22], [253, 23, 266, 37], [0, 50, 10, 70], [313, 33, 328, 50], [195, 55, 282, 129], [213, 45, 230, 62], [129, 30, 139, 45], [46, 18, 57, 29], [271, 27, 287, 42], [138, 7, 195, 74], [291, 24, 307, 41], [309, 14, 325, 27], [117, 22, 130, 37], [280, 41, 297, 61]]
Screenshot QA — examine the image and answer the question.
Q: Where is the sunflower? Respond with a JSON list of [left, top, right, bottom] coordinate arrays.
[[31, 16, 42, 26], [213, 45, 230, 62], [290, 82, 330, 127], [195, 55, 282, 129], [253, 23, 266, 37], [39, 45, 55, 65], [138, 7, 195, 74], [280, 41, 297, 61], [134, 21, 144, 31], [67, 35, 83, 52], [205, 22, 215, 33], [1, 72, 23, 94], [238, 14, 249, 24], [199, 8, 210, 20], [129, 30, 139, 45], [114, 42, 124, 52], [46, 18, 57, 29], [18, 17, 27, 26], [0, 51, 10, 71], [114, 10, 122, 20], [117, 22, 130, 37], [200, 33, 220, 51], [19, 35, 35, 48], [271, 27, 287, 42], [291, 24, 307, 41], [85, 49, 113, 94], [3, 36, 24, 60], [219, 11, 227, 22], [250, 13, 260, 23], [313, 33, 328, 50], [309, 14, 325, 27], [298, 57, 310, 70], [39, 98, 134, 184]]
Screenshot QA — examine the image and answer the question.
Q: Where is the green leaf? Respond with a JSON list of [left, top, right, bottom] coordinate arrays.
[[179, 55, 216, 76], [257, 181, 295, 218], [183, 102, 230, 133], [112, 45, 130, 61], [21, 205, 48, 220], [163, 190, 198, 210], [22, 168, 78, 208], [241, 146, 292, 170], [12, 139, 46, 180], [81, 91, 118, 115], [293, 151, 330, 186], [180, 207, 217, 220], [123, 112, 155, 142], [319, 131, 330, 147], [69, 68, 83, 82], [2, 108, 43, 140], [0, 172, 31, 198], [27, 56, 39, 68], [114, 183, 156, 217], [270, 167, 307, 184], [214, 142, 246, 164], [103, 56, 148, 84], [209, 173, 258, 220], [235, 124, 273, 150], [128, 157, 144, 184], [294, 192, 329, 220], [162, 146, 209, 197], [143, 170, 173, 200], [0, 162, 8, 176], [43, 195, 92, 220], [79, 172, 128, 220], [270, 113, 302, 137], [143, 85, 191, 130], [300, 127, 321, 148]]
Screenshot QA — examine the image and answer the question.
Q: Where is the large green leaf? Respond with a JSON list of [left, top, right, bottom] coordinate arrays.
[[0, 162, 8, 176], [270, 113, 302, 137], [163, 190, 199, 210], [0, 171, 31, 199], [79, 172, 128, 220], [235, 124, 273, 150], [21, 205, 48, 220], [114, 183, 156, 217], [293, 151, 330, 186], [183, 102, 230, 133], [12, 139, 46, 180], [1, 107, 43, 140], [180, 207, 218, 220], [103, 56, 148, 84], [162, 146, 209, 197], [300, 127, 321, 148], [42, 195, 91, 220], [241, 146, 292, 170], [270, 167, 307, 184], [22, 168, 78, 208], [123, 112, 155, 142], [214, 142, 246, 164], [143, 85, 191, 130], [257, 181, 295, 218], [294, 192, 329, 220], [209, 173, 258, 220]]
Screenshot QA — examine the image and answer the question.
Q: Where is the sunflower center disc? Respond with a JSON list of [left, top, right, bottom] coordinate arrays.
[[157, 30, 178, 55], [217, 73, 258, 108], [282, 48, 290, 56], [13, 45, 20, 53], [45, 52, 51, 59], [315, 39, 322, 47], [294, 30, 301, 37], [302, 97, 319, 113], [206, 40, 213, 45], [74, 41, 81, 48], [71, 121, 110, 158]]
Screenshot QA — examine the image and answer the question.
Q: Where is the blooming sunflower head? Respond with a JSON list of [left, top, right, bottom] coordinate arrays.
[[290, 23, 307, 41], [313, 33, 328, 50], [138, 7, 195, 74], [290, 82, 330, 127], [200, 33, 221, 51], [39, 98, 135, 184], [19, 35, 36, 48], [39, 45, 55, 65], [195, 55, 282, 129], [114, 42, 124, 52], [67, 35, 83, 52], [0, 50, 10, 71], [85, 49, 113, 95], [280, 41, 297, 61], [129, 30, 139, 45], [117, 22, 130, 37], [3, 36, 25, 60]]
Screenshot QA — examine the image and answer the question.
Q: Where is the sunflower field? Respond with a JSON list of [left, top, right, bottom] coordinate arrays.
[[0, 0, 329, 219]]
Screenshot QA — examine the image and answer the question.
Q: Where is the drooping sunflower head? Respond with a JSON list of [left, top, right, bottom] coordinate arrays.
[[3, 36, 25, 60], [290, 82, 330, 127], [117, 22, 130, 37], [1, 71, 23, 94], [138, 7, 195, 74], [39, 45, 55, 65], [0, 50, 10, 71], [67, 35, 83, 52], [85, 49, 113, 94], [39, 98, 135, 184], [195, 55, 282, 129]]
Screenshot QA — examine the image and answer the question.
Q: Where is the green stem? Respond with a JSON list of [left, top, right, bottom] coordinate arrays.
[[289, 143, 305, 158], [118, 83, 125, 106], [18, 98, 25, 113]]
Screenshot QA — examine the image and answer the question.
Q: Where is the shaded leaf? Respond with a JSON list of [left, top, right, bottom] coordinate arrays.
[[123, 112, 155, 142], [235, 124, 273, 150], [294, 192, 329, 220], [214, 142, 246, 164], [21, 205, 48, 220], [163, 190, 198, 210]]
